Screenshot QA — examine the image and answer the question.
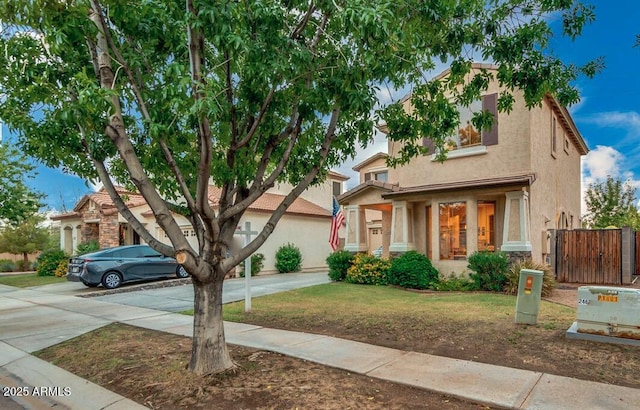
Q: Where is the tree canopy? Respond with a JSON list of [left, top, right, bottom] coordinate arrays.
[[0, 214, 51, 266], [583, 176, 640, 229], [0, 0, 599, 374], [0, 144, 45, 226]]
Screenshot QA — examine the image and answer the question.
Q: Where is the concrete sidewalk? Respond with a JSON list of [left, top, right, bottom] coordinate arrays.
[[1, 284, 639, 409]]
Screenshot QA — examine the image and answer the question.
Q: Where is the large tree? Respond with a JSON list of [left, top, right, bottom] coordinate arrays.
[[0, 215, 50, 267], [583, 176, 640, 229], [0, 144, 45, 226], [0, 0, 599, 374]]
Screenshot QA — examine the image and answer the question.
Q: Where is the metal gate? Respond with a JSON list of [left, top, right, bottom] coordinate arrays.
[[555, 229, 622, 284]]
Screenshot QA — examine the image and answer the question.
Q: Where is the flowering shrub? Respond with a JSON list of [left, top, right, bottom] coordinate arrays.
[[345, 254, 391, 286], [54, 260, 68, 277]]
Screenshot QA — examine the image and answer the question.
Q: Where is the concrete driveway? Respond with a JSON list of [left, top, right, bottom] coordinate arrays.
[[28, 272, 330, 312]]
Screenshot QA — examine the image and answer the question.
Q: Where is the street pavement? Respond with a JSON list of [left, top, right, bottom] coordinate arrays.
[[2, 272, 640, 409]]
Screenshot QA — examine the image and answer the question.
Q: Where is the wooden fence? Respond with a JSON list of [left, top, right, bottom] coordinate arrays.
[[555, 229, 622, 284]]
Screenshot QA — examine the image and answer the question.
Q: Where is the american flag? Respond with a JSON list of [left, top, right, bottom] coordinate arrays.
[[329, 196, 344, 251]]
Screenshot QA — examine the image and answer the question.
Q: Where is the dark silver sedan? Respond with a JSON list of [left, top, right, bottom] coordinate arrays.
[[66, 245, 188, 289]]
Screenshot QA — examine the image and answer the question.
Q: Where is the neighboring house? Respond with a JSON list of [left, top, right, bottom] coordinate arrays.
[[338, 64, 587, 274], [51, 171, 349, 274]]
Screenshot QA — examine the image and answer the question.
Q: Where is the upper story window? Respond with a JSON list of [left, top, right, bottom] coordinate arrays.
[[447, 100, 483, 150], [423, 93, 498, 154], [551, 115, 557, 158], [364, 170, 388, 183], [332, 181, 342, 197]]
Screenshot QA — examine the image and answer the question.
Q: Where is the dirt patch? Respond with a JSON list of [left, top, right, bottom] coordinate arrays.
[[36, 324, 493, 409]]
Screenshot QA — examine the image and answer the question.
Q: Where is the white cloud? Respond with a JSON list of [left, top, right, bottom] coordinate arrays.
[[581, 145, 640, 215], [581, 145, 622, 180], [586, 111, 640, 129]]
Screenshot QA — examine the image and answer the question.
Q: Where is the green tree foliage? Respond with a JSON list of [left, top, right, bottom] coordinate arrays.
[[583, 176, 640, 229], [0, 215, 50, 267], [0, 144, 45, 225], [0, 0, 598, 374]]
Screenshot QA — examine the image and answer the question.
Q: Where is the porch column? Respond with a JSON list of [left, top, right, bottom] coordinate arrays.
[[343, 205, 368, 253], [501, 190, 532, 252], [389, 201, 415, 254]]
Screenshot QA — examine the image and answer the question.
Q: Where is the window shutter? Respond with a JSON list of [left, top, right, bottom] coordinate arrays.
[[482, 93, 498, 146], [364, 172, 371, 182], [422, 137, 435, 154]]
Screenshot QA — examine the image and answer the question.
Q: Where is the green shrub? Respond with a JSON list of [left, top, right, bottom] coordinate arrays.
[[388, 251, 438, 290], [0, 259, 16, 272], [239, 253, 265, 277], [505, 259, 556, 297], [326, 250, 354, 282], [76, 240, 100, 256], [36, 249, 69, 277], [275, 243, 302, 273], [345, 253, 391, 286], [431, 272, 476, 291], [467, 251, 509, 292]]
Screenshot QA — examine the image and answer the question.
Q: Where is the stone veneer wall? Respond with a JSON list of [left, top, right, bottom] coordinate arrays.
[[99, 214, 120, 248]]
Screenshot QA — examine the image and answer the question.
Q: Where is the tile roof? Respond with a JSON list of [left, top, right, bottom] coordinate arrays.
[[53, 186, 331, 220], [51, 187, 147, 220], [208, 187, 331, 218], [382, 173, 537, 199]]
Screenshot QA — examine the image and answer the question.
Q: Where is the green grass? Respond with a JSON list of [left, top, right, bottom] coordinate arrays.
[[181, 282, 574, 325], [0, 273, 66, 288]]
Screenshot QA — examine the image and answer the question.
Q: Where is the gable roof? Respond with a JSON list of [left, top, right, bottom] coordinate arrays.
[[352, 153, 388, 172], [207, 187, 331, 218], [387, 63, 589, 155], [337, 180, 400, 204], [51, 187, 147, 220]]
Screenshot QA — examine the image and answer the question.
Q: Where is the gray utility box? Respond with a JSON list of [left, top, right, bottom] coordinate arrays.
[[515, 269, 543, 325], [576, 286, 640, 339]]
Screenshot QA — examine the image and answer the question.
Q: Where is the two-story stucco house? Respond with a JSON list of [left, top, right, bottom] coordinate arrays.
[[52, 171, 349, 274], [338, 64, 587, 274]]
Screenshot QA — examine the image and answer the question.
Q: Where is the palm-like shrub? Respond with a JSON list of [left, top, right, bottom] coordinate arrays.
[[505, 259, 556, 297]]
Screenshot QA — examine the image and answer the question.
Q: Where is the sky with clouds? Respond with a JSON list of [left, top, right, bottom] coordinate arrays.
[[1, 0, 638, 215]]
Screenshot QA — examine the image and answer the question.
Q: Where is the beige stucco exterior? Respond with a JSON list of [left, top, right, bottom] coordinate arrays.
[[339, 64, 587, 274]]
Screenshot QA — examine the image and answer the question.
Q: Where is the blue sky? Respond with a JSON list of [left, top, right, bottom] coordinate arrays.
[[1, 0, 639, 213]]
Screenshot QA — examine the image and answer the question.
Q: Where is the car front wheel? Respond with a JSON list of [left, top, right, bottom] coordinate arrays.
[[176, 265, 189, 278], [102, 272, 122, 289]]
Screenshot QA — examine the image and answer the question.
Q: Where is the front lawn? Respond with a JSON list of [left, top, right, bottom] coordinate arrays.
[[0, 273, 66, 288]]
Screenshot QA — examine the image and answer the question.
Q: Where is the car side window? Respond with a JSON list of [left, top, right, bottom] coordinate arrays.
[[118, 248, 142, 258], [140, 246, 162, 258]]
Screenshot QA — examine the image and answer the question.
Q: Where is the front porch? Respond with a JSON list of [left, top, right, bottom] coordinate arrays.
[[338, 175, 536, 273]]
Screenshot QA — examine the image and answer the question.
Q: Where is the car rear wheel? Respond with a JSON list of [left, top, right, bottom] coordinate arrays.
[[176, 265, 189, 278], [102, 272, 122, 289]]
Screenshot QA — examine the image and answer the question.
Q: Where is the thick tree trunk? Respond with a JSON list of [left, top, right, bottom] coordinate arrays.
[[22, 253, 29, 270], [189, 277, 235, 374]]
